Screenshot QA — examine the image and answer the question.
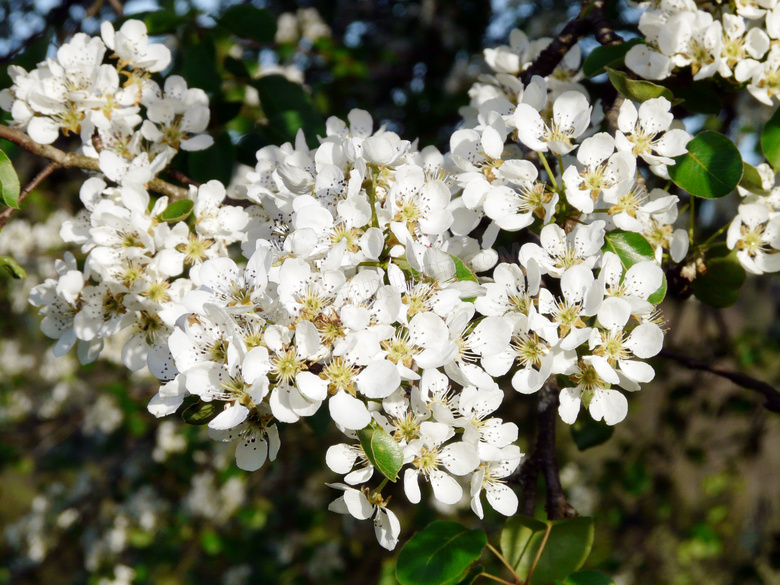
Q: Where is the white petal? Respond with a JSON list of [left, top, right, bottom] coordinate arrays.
[[486, 484, 518, 516], [329, 390, 371, 430], [588, 389, 628, 425], [430, 469, 463, 505]]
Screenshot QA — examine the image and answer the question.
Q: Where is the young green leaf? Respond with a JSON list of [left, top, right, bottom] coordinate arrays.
[[0, 150, 22, 209], [157, 199, 195, 223], [218, 5, 277, 44], [501, 516, 595, 585], [582, 39, 642, 78], [761, 105, 780, 170], [0, 256, 27, 279], [692, 250, 746, 308], [668, 131, 743, 199], [356, 422, 403, 482], [606, 68, 675, 103], [396, 521, 487, 585], [555, 570, 617, 585], [182, 400, 221, 425], [450, 254, 478, 283]]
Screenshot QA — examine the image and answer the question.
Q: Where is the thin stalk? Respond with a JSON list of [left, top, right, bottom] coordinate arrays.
[[477, 573, 516, 585], [539, 153, 559, 192], [486, 543, 523, 585], [525, 522, 552, 585], [688, 195, 695, 242], [371, 477, 389, 496], [701, 222, 730, 248], [367, 167, 380, 228]]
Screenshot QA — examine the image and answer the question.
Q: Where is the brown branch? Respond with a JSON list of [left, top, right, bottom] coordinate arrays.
[[660, 349, 780, 413], [167, 168, 201, 188], [590, 0, 623, 47], [518, 378, 577, 520], [0, 124, 189, 201], [0, 162, 58, 228], [520, 0, 623, 86]]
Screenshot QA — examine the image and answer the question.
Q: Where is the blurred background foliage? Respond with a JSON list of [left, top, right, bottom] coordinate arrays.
[[0, 1, 779, 584]]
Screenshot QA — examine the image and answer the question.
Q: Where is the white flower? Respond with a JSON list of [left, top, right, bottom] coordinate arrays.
[[403, 421, 479, 505], [514, 90, 591, 155], [470, 444, 523, 518], [327, 484, 401, 550], [558, 357, 627, 425], [101, 20, 172, 72], [615, 98, 691, 166]]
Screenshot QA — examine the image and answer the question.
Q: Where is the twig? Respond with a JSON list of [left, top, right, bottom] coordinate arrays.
[[167, 168, 201, 187], [660, 349, 780, 413], [0, 124, 189, 201], [0, 162, 58, 228]]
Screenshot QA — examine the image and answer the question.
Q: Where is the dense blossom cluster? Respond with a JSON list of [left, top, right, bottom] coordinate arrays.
[[626, 0, 780, 105], [5, 18, 711, 550]]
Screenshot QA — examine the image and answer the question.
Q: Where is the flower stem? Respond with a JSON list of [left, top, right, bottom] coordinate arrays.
[[701, 222, 730, 249], [477, 572, 517, 585], [539, 153, 559, 193], [526, 522, 552, 584], [372, 477, 389, 497], [486, 543, 523, 584], [367, 166, 380, 228]]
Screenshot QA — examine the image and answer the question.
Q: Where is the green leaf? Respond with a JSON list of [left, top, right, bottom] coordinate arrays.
[[606, 68, 675, 103], [0, 256, 26, 279], [672, 80, 721, 115], [182, 34, 220, 94], [692, 250, 746, 308], [396, 521, 487, 585], [356, 422, 403, 482], [157, 199, 194, 223], [501, 515, 549, 569], [582, 39, 642, 78], [182, 400, 221, 425], [143, 11, 190, 34], [739, 162, 770, 195], [188, 131, 235, 185], [602, 231, 666, 303], [570, 416, 614, 451], [555, 570, 617, 585], [218, 5, 277, 44], [501, 516, 595, 585], [761, 105, 780, 170], [668, 131, 743, 199], [0, 150, 21, 209], [451, 254, 478, 282], [252, 75, 325, 147]]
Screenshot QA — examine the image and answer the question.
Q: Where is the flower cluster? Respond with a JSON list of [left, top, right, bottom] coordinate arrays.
[[626, 0, 780, 105], [16, 20, 691, 550], [0, 20, 212, 178]]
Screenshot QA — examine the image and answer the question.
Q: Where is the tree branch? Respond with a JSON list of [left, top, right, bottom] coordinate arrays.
[[518, 378, 577, 520], [520, 0, 623, 86], [0, 124, 190, 201], [660, 349, 780, 413]]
